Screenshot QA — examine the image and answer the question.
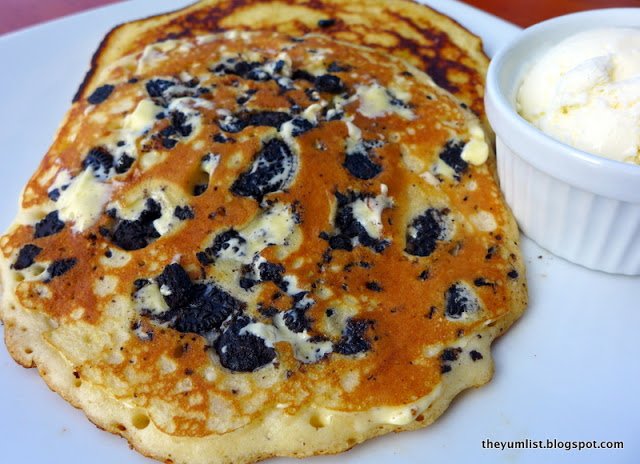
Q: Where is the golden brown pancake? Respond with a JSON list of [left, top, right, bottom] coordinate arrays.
[[77, 0, 489, 123], [0, 27, 525, 464]]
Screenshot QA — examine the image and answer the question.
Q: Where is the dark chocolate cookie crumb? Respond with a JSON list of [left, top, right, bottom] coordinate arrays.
[[283, 306, 311, 333], [82, 147, 114, 178], [114, 154, 135, 174], [405, 208, 449, 257], [440, 347, 462, 362], [343, 140, 383, 180], [230, 138, 296, 202], [46, 258, 77, 282], [439, 140, 468, 176], [174, 206, 195, 220], [12, 244, 42, 270], [156, 263, 193, 309], [87, 84, 115, 105], [334, 319, 372, 355], [110, 199, 161, 251], [473, 277, 495, 288], [215, 316, 276, 372], [365, 281, 383, 292], [315, 74, 345, 93], [444, 283, 479, 320], [34, 211, 65, 239], [171, 283, 242, 334], [146, 79, 175, 98], [317, 18, 336, 28]]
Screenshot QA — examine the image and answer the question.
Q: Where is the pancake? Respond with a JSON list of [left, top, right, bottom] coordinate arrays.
[[0, 27, 526, 464], [78, 0, 489, 124]]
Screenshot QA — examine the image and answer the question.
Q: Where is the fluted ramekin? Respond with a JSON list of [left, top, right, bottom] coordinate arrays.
[[485, 8, 640, 275]]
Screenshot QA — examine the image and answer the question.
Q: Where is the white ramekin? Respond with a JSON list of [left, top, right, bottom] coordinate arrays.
[[485, 8, 640, 275]]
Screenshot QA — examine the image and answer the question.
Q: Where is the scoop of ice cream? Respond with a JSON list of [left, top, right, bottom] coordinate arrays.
[[517, 27, 640, 165]]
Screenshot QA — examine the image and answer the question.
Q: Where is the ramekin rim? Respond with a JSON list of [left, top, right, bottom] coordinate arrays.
[[485, 8, 640, 202]]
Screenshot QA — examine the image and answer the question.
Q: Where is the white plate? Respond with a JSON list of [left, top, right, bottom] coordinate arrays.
[[0, 1, 638, 463]]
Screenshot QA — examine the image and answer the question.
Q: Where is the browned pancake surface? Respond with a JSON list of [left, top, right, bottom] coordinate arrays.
[[1, 29, 524, 464], [78, 0, 488, 121]]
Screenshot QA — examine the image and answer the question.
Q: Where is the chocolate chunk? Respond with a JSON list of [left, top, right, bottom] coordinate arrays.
[[156, 263, 193, 309], [239, 277, 257, 290], [110, 199, 161, 250], [213, 60, 277, 81], [291, 69, 315, 82], [34, 211, 65, 238], [283, 306, 311, 333], [87, 84, 115, 105], [82, 147, 114, 178], [439, 140, 468, 175], [133, 278, 150, 291], [343, 139, 384, 180], [289, 117, 314, 136], [160, 125, 176, 136], [441, 364, 452, 374], [470, 350, 483, 361], [334, 319, 372, 355], [317, 18, 336, 28], [426, 306, 437, 319], [418, 270, 430, 281], [216, 61, 261, 78], [111, 220, 160, 250], [245, 111, 292, 129], [328, 234, 353, 251], [146, 79, 175, 98], [336, 192, 387, 251], [259, 305, 279, 318], [305, 88, 320, 102], [324, 191, 389, 253], [246, 68, 270, 81], [314, 74, 345, 93], [170, 111, 192, 137], [258, 262, 285, 283], [473, 277, 495, 288], [507, 269, 519, 279], [218, 115, 244, 133], [193, 184, 208, 196], [327, 61, 349, 73], [405, 208, 449, 257], [231, 138, 296, 201], [440, 347, 462, 362], [215, 316, 276, 372], [196, 251, 213, 266], [365, 281, 383, 292], [174, 205, 195, 220], [485, 246, 496, 260], [198, 229, 246, 266], [12, 244, 42, 270], [162, 137, 178, 149], [114, 154, 135, 174], [171, 283, 242, 334], [219, 111, 292, 134], [343, 151, 382, 180], [213, 133, 233, 143], [444, 283, 479, 319], [46, 258, 77, 282], [48, 189, 61, 202]]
